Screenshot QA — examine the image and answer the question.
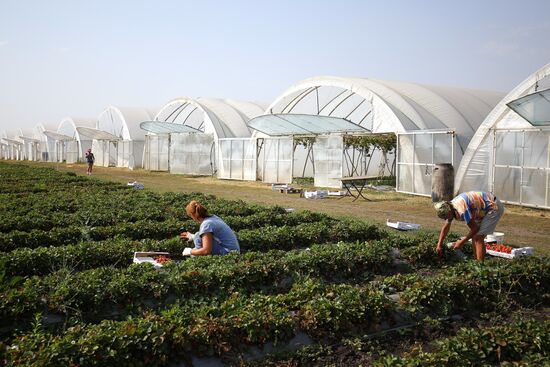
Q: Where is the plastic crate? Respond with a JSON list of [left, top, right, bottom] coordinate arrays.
[[304, 190, 328, 199], [486, 246, 534, 259], [386, 219, 421, 231], [133, 251, 171, 268]]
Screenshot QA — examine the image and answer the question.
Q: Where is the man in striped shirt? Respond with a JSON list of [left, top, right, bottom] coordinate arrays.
[[434, 191, 504, 261]]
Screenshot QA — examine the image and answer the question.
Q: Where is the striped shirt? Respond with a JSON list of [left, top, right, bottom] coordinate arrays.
[[451, 191, 498, 224]]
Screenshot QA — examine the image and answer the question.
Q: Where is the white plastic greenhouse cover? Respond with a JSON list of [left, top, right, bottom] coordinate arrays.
[[19, 128, 38, 141], [248, 114, 369, 136], [35, 123, 59, 162], [97, 106, 154, 141], [43, 130, 74, 141], [2, 137, 22, 145], [18, 136, 41, 142], [35, 123, 58, 139], [456, 63, 550, 193], [154, 98, 266, 139], [57, 117, 96, 142], [76, 127, 120, 141], [267, 76, 504, 157]]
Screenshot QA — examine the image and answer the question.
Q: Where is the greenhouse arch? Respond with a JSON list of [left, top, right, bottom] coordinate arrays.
[[263, 76, 503, 193], [145, 97, 266, 175], [456, 63, 550, 208]]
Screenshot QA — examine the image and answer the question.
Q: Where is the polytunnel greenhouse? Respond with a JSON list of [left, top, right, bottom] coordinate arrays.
[[77, 106, 154, 169], [1, 130, 24, 161], [254, 76, 504, 191], [35, 123, 60, 162], [18, 128, 40, 161], [456, 63, 550, 209], [143, 98, 266, 176], [51, 117, 96, 163]]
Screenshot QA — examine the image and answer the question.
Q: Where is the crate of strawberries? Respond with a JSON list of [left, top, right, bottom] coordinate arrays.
[[133, 252, 172, 268], [485, 243, 534, 259]]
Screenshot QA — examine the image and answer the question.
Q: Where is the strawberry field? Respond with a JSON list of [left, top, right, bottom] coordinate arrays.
[[0, 162, 548, 366]]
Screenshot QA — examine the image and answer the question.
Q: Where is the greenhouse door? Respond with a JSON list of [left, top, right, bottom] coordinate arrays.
[[144, 134, 169, 171], [312, 135, 343, 188], [218, 138, 256, 180], [92, 140, 116, 167], [117, 141, 131, 168], [396, 131, 455, 196], [259, 138, 293, 184], [170, 134, 215, 175], [491, 128, 550, 209], [56, 141, 66, 162], [64, 140, 79, 163], [31, 142, 40, 161]]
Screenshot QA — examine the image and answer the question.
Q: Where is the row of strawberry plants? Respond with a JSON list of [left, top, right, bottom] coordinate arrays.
[[0, 188, 288, 232], [2, 279, 394, 366], [2, 165, 311, 232], [0, 241, 395, 331], [374, 320, 550, 366], [0, 209, 336, 253], [5, 257, 550, 367], [245, 313, 550, 367], [1, 249, 547, 341], [0, 224, 448, 278], [0, 219, 186, 252], [398, 256, 550, 316]]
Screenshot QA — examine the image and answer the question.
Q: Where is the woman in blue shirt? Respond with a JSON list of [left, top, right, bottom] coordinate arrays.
[[180, 200, 240, 256]]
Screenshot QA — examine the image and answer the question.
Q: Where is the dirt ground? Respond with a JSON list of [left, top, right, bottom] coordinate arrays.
[[8, 161, 550, 256]]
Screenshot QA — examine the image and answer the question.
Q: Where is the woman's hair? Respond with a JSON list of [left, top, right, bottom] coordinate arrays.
[[186, 200, 210, 219]]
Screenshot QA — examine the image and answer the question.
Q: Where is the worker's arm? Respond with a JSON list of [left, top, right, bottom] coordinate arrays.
[[436, 220, 452, 254], [453, 220, 479, 248], [191, 233, 213, 256]]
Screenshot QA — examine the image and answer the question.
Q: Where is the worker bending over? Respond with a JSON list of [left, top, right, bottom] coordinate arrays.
[[435, 191, 504, 262], [180, 200, 240, 256]]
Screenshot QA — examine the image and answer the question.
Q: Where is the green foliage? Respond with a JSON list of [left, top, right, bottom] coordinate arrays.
[[343, 134, 397, 153], [293, 136, 316, 149], [1, 163, 548, 367], [374, 320, 550, 366]]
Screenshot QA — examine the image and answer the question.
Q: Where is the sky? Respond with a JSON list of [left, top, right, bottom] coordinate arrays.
[[0, 0, 549, 133]]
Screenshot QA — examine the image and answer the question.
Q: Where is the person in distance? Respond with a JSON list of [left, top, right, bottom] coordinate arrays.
[[85, 148, 95, 175]]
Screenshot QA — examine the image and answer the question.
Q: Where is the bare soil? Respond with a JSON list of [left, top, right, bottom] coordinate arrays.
[[10, 161, 550, 255]]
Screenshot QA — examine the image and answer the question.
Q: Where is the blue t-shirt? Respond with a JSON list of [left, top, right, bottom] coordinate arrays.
[[198, 215, 240, 254]]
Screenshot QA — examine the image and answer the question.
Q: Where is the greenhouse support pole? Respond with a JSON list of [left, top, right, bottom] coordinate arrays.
[[519, 131, 525, 205], [395, 134, 400, 192], [546, 136, 550, 207], [412, 134, 416, 194], [451, 133, 454, 167], [290, 138, 294, 184], [490, 130, 497, 193]]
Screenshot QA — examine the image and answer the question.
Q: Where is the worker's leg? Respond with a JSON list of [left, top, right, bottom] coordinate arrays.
[[193, 234, 203, 250], [476, 198, 505, 262], [472, 234, 486, 261], [211, 242, 230, 255]]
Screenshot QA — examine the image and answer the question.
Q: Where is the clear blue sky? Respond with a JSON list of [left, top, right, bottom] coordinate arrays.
[[1, 0, 549, 131]]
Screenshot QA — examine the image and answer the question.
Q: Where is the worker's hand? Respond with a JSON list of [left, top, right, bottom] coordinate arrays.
[[180, 232, 194, 242], [448, 241, 461, 250], [182, 247, 193, 256], [436, 244, 443, 258]]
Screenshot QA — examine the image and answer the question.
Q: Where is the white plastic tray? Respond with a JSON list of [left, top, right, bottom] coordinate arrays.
[[133, 251, 170, 268], [386, 219, 421, 231], [486, 247, 534, 259]]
